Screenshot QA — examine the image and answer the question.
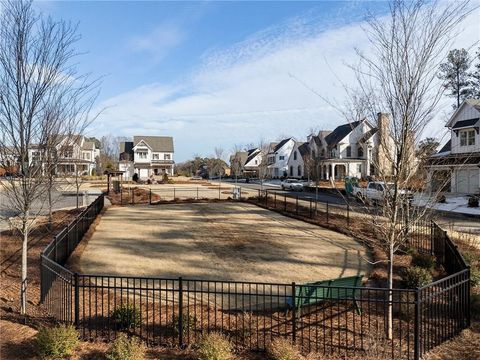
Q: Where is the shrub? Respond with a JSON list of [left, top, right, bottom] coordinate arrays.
[[112, 304, 141, 330], [106, 333, 145, 360], [471, 294, 480, 320], [36, 324, 79, 358], [267, 337, 303, 360], [470, 266, 480, 288], [171, 313, 197, 336], [411, 252, 436, 270], [403, 267, 432, 289], [468, 196, 479, 208], [197, 332, 233, 360]]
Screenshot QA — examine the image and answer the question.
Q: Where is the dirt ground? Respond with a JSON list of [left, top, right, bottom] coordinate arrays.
[[73, 202, 368, 284]]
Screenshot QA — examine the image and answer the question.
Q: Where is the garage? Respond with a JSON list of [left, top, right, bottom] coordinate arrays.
[[456, 168, 479, 194]]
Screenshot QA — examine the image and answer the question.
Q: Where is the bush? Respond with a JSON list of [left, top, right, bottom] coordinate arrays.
[[471, 294, 480, 320], [112, 304, 141, 330], [197, 332, 233, 360], [403, 267, 432, 289], [36, 324, 79, 358], [470, 266, 480, 288], [468, 196, 479, 208], [106, 333, 145, 360], [171, 313, 197, 336], [411, 252, 436, 270], [267, 337, 303, 360]]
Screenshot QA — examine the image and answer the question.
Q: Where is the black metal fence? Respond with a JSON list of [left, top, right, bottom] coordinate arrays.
[[40, 193, 470, 360]]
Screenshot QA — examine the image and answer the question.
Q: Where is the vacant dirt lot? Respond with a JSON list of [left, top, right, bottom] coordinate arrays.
[[74, 202, 368, 284]]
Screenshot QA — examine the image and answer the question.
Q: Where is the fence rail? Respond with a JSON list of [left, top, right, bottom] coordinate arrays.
[[40, 193, 470, 360]]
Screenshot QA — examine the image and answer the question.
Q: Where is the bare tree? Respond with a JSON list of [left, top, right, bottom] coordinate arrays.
[[0, 0, 98, 315], [351, 0, 471, 339], [257, 139, 271, 191]]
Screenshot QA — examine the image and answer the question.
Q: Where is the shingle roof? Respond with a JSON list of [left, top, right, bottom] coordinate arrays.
[[245, 148, 260, 165], [298, 142, 310, 157], [273, 138, 292, 152], [452, 118, 480, 129], [324, 121, 361, 147], [133, 136, 174, 152], [466, 98, 480, 111], [438, 139, 451, 153], [81, 141, 95, 150], [358, 128, 378, 143]]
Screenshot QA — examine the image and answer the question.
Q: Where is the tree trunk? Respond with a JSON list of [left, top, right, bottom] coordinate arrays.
[[20, 213, 29, 315], [48, 176, 53, 230]]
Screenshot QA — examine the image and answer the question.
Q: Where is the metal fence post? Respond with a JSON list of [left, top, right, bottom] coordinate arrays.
[[467, 266, 471, 328], [414, 289, 421, 360], [197, 187, 199, 200], [284, 195, 287, 211], [74, 273, 80, 327], [274, 192, 277, 208], [149, 189, 152, 205], [174, 187, 176, 200], [219, 185, 221, 199], [326, 202, 329, 224], [178, 277, 184, 347], [291, 282, 296, 343], [120, 186, 123, 205], [347, 204, 350, 227], [296, 196, 298, 215], [265, 190, 268, 207], [309, 199, 312, 218]]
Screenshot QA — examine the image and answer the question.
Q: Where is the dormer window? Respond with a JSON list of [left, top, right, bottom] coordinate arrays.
[[460, 129, 475, 146], [346, 146, 352, 158], [293, 151, 297, 160], [358, 147, 364, 158]]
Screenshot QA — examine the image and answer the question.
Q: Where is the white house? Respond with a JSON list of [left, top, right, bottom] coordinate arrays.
[[28, 135, 99, 176], [426, 99, 480, 195], [307, 113, 395, 180], [119, 135, 174, 180], [266, 138, 305, 178]]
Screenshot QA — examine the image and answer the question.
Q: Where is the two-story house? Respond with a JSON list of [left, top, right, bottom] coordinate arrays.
[[266, 138, 305, 178], [426, 99, 480, 194], [119, 135, 174, 180], [28, 135, 99, 176], [307, 113, 395, 180], [230, 148, 263, 178]]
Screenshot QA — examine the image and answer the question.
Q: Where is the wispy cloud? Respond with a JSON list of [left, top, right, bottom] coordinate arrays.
[[127, 22, 185, 61], [93, 4, 480, 161]]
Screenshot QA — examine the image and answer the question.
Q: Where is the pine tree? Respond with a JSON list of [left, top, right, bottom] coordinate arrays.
[[469, 47, 480, 99], [438, 48, 471, 108]]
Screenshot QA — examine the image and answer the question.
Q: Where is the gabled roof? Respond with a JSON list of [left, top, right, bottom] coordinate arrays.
[[447, 99, 480, 127], [298, 142, 310, 157], [133, 136, 174, 152], [358, 128, 378, 143], [81, 141, 95, 150], [245, 148, 260, 166], [324, 121, 361, 147], [230, 151, 248, 166], [273, 138, 293, 152]]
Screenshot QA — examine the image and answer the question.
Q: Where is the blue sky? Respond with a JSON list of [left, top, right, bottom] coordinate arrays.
[[37, 1, 479, 161]]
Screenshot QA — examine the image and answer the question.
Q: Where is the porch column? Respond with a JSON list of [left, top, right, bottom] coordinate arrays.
[[325, 165, 330, 180]]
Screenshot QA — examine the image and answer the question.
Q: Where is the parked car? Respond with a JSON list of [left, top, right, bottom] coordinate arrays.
[[281, 179, 304, 191], [353, 181, 412, 204]]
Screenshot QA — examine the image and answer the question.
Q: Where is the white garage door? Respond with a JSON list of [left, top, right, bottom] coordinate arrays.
[[456, 168, 479, 194]]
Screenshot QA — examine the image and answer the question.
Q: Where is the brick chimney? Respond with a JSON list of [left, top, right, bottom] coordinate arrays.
[[375, 112, 392, 177]]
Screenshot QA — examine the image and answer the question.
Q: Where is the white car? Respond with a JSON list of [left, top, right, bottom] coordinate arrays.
[[281, 179, 304, 191]]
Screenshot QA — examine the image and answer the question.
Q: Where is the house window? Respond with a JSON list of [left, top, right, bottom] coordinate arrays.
[[346, 146, 351, 158], [293, 151, 297, 160], [279, 155, 285, 160], [254, 160, 258, 165], [358, 147, 364, 158], [289, 166, 293, 176], [357, 164, 362, 173], [83, 152, 90, 160], [152, 153, 159, 160], [164, 154, 171, 160], [137, 151, 147, 159], [320, 149, 325, 157], [297, 165, 302, 177], [460, 129, 475, 146]]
